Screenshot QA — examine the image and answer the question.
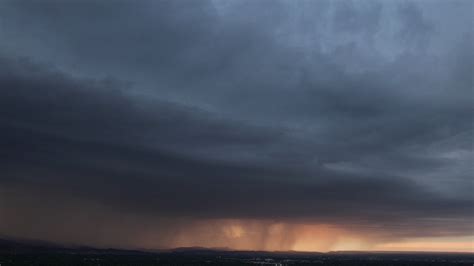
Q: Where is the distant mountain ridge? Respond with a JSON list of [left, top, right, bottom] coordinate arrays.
[[0, 237, 472, 256], [0, 237, 325, 257], [0, 237, 149, 255], [0, 237, 321, 256]]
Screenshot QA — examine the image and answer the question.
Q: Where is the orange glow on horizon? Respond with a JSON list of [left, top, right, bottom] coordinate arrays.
[[373, 238, 474, 253], [136, 219, 474, 253]]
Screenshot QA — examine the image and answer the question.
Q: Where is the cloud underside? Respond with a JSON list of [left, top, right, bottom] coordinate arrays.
[[0, 0, 472, 250]]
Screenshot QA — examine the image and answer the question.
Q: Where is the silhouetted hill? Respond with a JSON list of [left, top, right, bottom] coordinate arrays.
[[0, 237, 149, 255]]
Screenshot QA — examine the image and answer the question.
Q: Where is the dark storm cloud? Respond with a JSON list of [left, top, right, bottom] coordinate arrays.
[[0, 0, 472, 246], [0, 55, 472, 237]]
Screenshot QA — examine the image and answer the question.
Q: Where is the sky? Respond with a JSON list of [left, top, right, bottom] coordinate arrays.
[[0, 0, 472, 252]]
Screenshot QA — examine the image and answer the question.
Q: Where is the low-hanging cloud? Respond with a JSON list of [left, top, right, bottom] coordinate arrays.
[[0, 0, 472, 251]]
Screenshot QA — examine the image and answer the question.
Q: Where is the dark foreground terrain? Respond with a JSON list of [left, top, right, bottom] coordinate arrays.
[[0, 238, 472, 266]]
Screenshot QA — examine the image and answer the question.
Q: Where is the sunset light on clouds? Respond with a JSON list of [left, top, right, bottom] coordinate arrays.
[[0, 0, 472, 254]]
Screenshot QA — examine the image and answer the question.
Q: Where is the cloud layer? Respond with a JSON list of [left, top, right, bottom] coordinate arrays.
[[0, 0, 472, 251]]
